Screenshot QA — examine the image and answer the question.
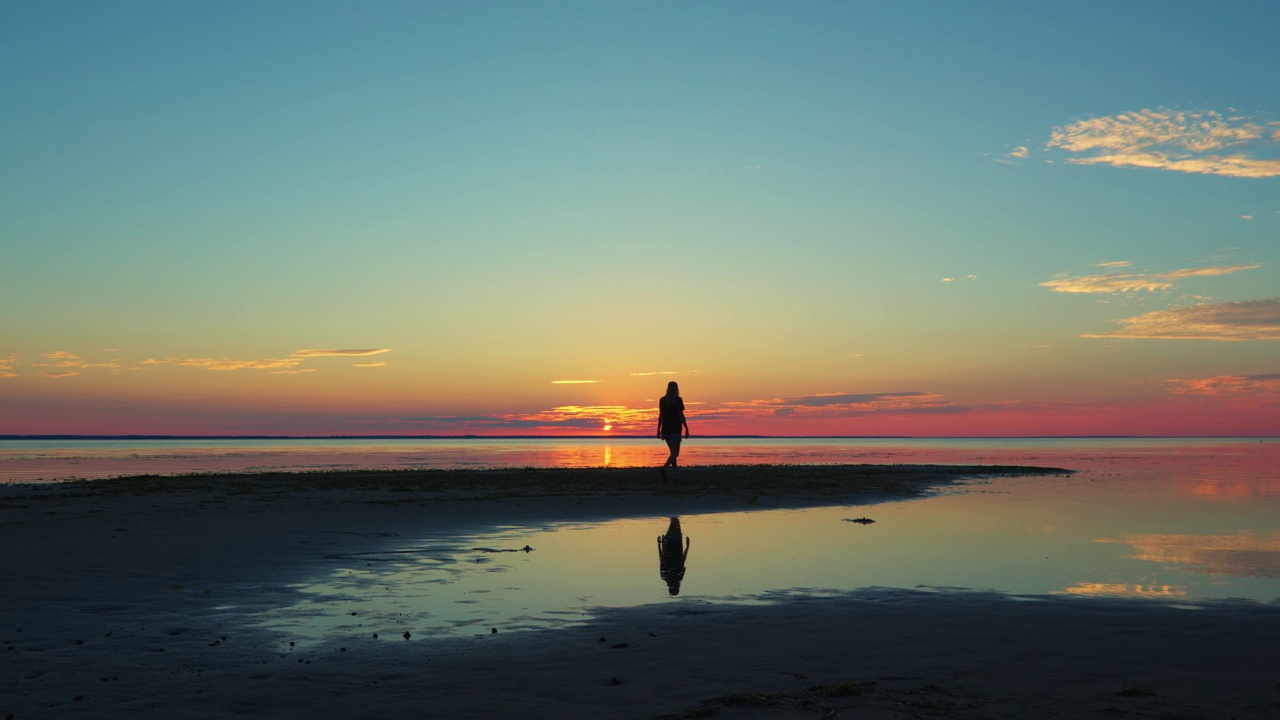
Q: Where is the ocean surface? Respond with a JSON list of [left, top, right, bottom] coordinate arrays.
[[1, 435, 1274, 483], [5, 437, 1278, 643]]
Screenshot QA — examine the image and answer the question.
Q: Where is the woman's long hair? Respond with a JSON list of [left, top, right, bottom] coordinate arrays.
[[666, 381, 680, 397]]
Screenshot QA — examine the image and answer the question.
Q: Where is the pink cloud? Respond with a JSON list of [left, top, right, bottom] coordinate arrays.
[[1166, 373, 1280, 399]]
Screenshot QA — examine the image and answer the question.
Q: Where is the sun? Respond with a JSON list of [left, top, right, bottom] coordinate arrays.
[[603, 423, 613, 432]]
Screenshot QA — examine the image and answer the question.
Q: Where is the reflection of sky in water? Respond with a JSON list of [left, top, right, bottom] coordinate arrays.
[[259, 442, 1280, 644]]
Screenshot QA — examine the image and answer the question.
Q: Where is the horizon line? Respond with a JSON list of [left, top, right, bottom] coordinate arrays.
[[2, 434, 1276, 441]]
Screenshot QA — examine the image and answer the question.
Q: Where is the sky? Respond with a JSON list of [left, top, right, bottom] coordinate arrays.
[[2, 1, 1278, 437]]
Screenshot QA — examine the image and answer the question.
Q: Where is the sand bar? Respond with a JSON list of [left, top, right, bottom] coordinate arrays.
[[4, 464, 1279, 719]]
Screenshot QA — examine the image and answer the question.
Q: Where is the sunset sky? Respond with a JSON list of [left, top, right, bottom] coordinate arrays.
[[3, 2, 1278, 436]]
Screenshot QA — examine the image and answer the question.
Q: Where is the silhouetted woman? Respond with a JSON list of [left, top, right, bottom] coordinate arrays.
[[656, 381, 690, 481], [657, 517, 691, 595]]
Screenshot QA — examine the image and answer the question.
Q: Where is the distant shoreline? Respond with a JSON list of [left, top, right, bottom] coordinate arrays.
[[4, 434, 1275, 441]]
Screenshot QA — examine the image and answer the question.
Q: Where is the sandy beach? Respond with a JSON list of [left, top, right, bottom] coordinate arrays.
[[4, 464, 1278, 719]]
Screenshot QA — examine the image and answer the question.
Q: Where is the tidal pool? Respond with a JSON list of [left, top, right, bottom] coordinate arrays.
[[257, 443, 1280, 645]]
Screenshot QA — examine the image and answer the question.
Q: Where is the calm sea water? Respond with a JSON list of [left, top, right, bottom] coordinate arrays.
[[0, 435, 1273, 482], [5, 437, 1278, 643]]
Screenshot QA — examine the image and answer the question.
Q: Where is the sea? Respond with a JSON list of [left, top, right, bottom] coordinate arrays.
[[2, 435, 1275, 483], [4, 436, 1278, 643]]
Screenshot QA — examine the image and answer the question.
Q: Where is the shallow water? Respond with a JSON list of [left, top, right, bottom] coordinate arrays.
[[251, 440, 1280, 645]]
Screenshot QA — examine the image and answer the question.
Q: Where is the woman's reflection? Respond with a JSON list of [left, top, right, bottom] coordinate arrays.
[[658, 517, 691, 595]]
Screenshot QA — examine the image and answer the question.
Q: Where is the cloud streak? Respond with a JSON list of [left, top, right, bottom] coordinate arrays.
[[401, 405, 650, 431], [712, 391, 964, 420], [290, 348, 392, 358], [1084, 298, 1280, 341], [1040, 264, 1259, 294], [31, 351, 121, 371], [141, 347, 393, 372], [1046, 108, 1280, 178], [630, 370, 698, 377], [1166, 372, 1280, 399], [395, 390, 964, 433], [143, 357, 306, 371]]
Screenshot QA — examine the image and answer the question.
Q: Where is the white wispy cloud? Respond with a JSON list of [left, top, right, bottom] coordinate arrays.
[[1083, 298, 1280, 341], [1096, 260, 1132, 268], [1040, 264, 1260, 294], [290, 348, 392, 358], [1046, 108, 1280, 178], [1008, 146, 1029, 159], [0, 353, 18, 378], [353, 362, 387, 368]]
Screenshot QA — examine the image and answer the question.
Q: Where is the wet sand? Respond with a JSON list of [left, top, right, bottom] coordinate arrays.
[[4, 464, 1278, 719]]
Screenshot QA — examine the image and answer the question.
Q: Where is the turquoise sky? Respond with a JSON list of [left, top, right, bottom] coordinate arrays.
[[2, 2, 1277, 435]]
